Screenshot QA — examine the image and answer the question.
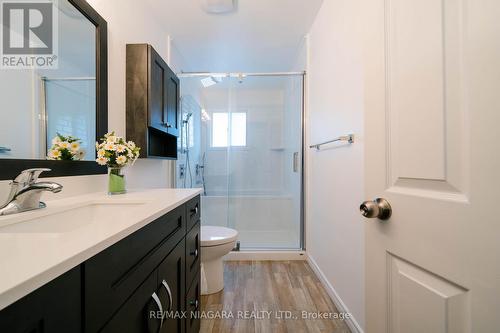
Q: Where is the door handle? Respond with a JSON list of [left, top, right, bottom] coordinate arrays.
[[161, 280, 173, 312], [360, 198, 392, 220], [151, 292, 164, 329], [293, 152, 299, 173]]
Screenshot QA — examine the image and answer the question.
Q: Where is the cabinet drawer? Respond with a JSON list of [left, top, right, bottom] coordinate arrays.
[[157, 240, 185, 333], [186, 271, 201, 333], [101, 270, 159, 333], [185, 195, 200, 232], [85, 204, 186, 332], [0, 267, 81, 333], [186, 221, 200, 289]]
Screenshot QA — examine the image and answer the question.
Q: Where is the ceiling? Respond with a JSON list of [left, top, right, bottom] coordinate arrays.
[[143, 0, 323, 72]]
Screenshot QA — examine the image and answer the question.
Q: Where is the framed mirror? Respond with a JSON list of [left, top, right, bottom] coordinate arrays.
[[0, 0, 107, 180]]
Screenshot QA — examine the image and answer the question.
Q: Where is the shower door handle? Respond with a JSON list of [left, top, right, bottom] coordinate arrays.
[[293, 152, 299, 173]]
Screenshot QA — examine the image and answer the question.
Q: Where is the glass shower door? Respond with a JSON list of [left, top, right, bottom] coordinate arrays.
[[227, 75, 303, 249], [177, 74, 304, 250]]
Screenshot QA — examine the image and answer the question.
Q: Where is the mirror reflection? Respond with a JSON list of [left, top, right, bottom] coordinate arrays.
[[0, 0, 96, 161]]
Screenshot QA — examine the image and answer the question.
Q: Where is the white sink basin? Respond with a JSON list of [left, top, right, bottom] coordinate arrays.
[[0, 202, 146, 234]]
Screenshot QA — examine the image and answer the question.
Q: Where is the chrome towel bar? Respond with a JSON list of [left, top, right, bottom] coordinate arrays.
[[309, 134, 354, 150], [0, 146, 11, 153]]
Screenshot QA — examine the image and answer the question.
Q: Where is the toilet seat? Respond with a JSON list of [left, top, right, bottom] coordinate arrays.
[[201, 226, 238, 247]]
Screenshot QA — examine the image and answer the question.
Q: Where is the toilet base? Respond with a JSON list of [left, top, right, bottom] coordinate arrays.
[[201, 259, 224, 295]]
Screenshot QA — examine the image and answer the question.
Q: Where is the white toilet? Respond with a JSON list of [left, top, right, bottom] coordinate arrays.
[[200, 226, 238, 295]]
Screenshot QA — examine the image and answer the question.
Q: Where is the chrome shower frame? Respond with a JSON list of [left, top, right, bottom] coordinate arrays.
[[176, 71, 307, 251]]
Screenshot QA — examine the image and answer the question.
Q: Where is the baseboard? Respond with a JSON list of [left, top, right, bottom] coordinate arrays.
[[224, 250, 306, 261], [306, 255, 364, 333]]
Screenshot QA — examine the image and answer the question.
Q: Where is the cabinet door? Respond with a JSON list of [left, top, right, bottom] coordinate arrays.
[[186, 221, 200, 289], [185, 195, 200, 232], [157, 240, 186, 333], [101, 270, 160, 333], [186, 271, 201, 333], [85, 205, 186, 332], [165, 68, 180, 137], [0, 267, 81, 333], [149, 47, 169, 133]]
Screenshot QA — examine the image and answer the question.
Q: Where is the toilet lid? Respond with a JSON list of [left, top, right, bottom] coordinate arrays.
[[201, 226, 238, 247]]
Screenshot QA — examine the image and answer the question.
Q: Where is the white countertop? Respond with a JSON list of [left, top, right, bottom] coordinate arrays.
[[0, 188, 202, 311]]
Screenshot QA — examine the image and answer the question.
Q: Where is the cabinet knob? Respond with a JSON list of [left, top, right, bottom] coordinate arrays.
[[189, 299, 199, 309], [190, 205, 198, 216], [190, 249, 198, 257]]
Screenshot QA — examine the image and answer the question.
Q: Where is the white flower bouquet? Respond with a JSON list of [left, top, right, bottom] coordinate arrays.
[[95, 131, 140, 168], [95, 132, 140, 195], [47, 134, 85, 161]]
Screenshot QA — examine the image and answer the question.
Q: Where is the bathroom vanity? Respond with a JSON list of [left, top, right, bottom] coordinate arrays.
[[0, 189, 202, 333]]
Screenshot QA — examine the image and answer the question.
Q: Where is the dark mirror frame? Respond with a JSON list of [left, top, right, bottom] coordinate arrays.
[[0, 0, 108, 181]]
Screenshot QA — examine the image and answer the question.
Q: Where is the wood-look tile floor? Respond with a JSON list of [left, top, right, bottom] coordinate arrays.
[[200, 261, 352, 333]]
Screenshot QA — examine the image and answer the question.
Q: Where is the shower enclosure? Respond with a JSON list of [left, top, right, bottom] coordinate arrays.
[[177, 73, 304, 250]]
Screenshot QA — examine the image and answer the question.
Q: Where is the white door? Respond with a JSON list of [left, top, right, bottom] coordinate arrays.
[[363, 0, 500, 332]]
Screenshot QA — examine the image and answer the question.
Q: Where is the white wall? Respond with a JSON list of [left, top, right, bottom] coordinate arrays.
[[306, 0, 365, 331], [1, 0, 185, 201]]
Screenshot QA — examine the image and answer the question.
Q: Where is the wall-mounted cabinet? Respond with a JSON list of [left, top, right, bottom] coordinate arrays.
[[126, 44, 179, 159]]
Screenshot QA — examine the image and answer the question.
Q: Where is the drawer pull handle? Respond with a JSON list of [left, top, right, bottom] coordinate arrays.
[[151, 292, 164, 329], [162, 280, 173, 312], [189, 299, 199, 310], [190, 205, 198, 216], [190, 249, 198, 257]]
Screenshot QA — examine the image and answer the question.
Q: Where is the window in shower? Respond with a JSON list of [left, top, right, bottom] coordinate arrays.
[[211, 112, 247, 148]]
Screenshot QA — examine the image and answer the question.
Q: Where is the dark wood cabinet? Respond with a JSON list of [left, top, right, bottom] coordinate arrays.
[[0, 196, 201, 333], [186, 195, 200, 232], [157, 240, 186, 333], [126, 43, 179, 159], [186, 271, 201, 333], [166, 74, 180, 137], [186, 221, 201, 289], [84, 204, 186, 332], [102, 240, 186, 333], [0, 267, 81, 333], [100, 270, 158, 333]]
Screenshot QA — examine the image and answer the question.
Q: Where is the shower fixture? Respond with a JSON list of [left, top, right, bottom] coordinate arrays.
[[183, 112, 193, 124], [182, 111, 193, 187]]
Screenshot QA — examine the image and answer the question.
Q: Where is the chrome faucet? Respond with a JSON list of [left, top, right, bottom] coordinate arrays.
[[0, 168, 63, 216]]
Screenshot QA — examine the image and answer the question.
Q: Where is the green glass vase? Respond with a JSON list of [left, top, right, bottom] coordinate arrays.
[[108, 167, 126, 195]]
